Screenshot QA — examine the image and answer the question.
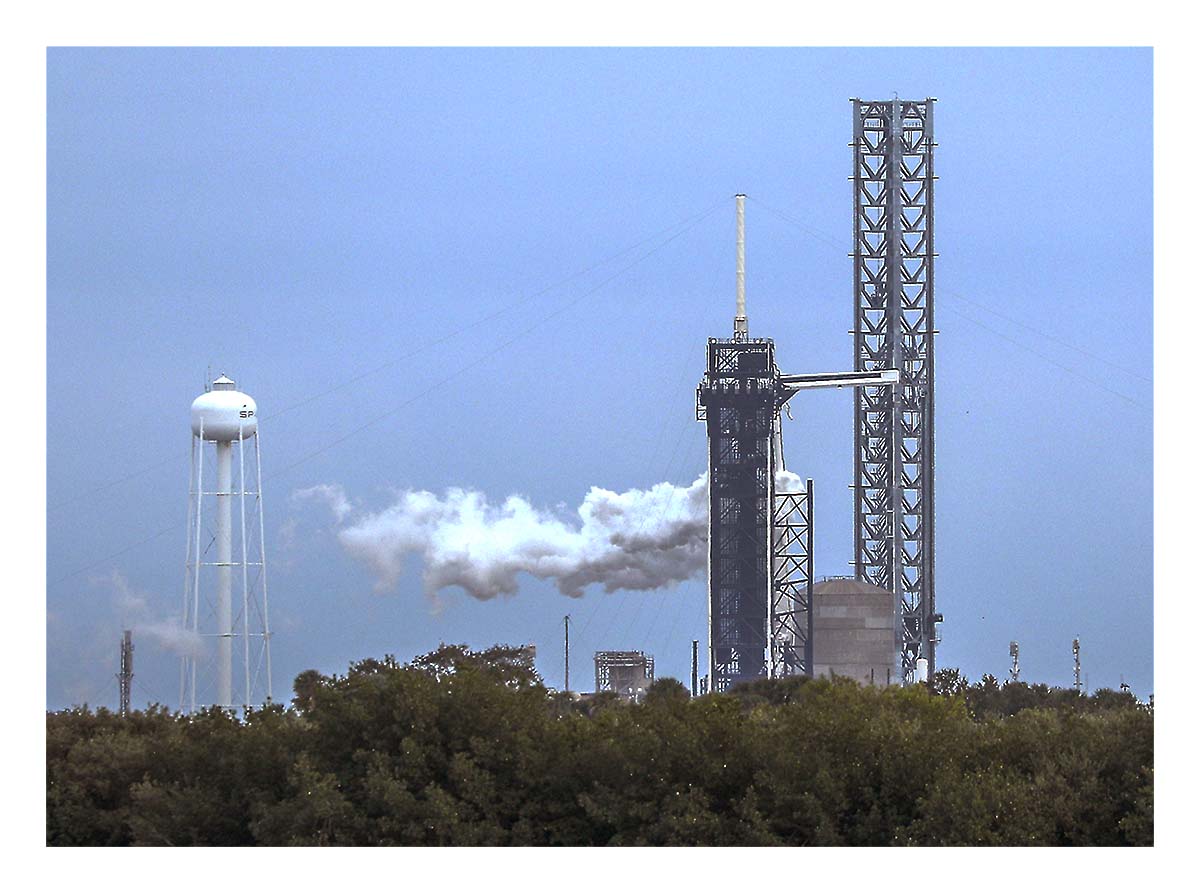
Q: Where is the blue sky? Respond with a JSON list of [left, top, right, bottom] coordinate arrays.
[[46, 47, 1152, 709]]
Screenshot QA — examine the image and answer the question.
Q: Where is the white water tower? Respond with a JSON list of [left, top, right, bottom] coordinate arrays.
[[180, 374, 273, 712]]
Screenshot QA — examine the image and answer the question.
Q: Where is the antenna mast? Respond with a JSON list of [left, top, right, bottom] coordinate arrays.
[[1009, 641, 1020, 683], [691, 639, 699, 697], [563, 614, 570, 693], [1073, 637, 1082, 693], [733, 194, 748, 340], [118, 629, 133, 717]]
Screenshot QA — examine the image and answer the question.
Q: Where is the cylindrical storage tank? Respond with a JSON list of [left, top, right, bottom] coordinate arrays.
[[811, 577, 899, 686], [191, 375, 257, 441]]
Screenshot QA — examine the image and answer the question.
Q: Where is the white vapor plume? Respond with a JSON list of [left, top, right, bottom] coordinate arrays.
[[292, 483, 354, 522], [137, 619, 205, 659], [91, 569, 204, 658], [775, 468, 806, 494], [336, 474, 709, 599], [93, 568, 148, 617]]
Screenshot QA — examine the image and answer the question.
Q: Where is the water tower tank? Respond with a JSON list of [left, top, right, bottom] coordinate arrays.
[[191, 375, 257, 441]]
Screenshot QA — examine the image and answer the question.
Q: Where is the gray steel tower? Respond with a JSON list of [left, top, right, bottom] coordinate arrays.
[[698, 334, 780, 690], [851, 98, 939, 683], [118, 629, 133, 717]]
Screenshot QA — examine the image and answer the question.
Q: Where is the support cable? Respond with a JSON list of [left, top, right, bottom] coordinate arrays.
[[49, 198, 728, 514], [746, 195, 1150, 396], [49, 201, 724, 588]]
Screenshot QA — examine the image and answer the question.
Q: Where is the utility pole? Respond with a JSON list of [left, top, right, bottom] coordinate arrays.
[[118, 630, 133, 717], [564, 615, 570, 693], [1073, 638, 1082, 694], [691, 640, 699, 697]]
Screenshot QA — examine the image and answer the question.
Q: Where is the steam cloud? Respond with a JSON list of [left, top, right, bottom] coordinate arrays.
[[92, 569, 204, 658], [330, 474, 710, 599], [136, 619, 205, 659], [292, 483, 353, 522]]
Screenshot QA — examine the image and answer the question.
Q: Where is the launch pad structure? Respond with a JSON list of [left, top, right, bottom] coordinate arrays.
[[851, 98, 939, 683], [697, 98, 939, 691], [595, 650, 655, 700]]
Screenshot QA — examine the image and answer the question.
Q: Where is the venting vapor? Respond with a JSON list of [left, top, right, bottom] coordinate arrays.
[[307, 470, 808, 600], [321, 475, 710, 599]]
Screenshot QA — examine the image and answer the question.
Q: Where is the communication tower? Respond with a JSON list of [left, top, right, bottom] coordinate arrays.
[[180, 374, 273, 713], [117, 630, 133, 717], [1009, 641, 1020, 683], [851, 98, 940, 683], [691, 639, 699, 697], [563, 614, 570, 693], [1072, 637, 1082, 694]]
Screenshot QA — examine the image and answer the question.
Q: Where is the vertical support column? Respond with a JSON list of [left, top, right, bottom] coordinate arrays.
[[238, 428, 251, 711], [254, 431, 273, 705], [887, 99, 906, 676], [922, 99, 938, 678], [189, 425, 205, 714], [180, 433, 196, 711], [851, 98, 866, 585], [215, 439, 233, 708], [770, 476, 814, 677]]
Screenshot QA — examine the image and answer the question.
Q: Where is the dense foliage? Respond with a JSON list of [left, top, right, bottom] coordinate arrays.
[[47, 645, 1152, 846]]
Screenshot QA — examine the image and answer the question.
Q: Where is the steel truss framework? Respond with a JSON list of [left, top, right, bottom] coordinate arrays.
[[697, 341, 835, 689], [594, 651, 655, 693], [180, 429, 273, 713], [698, 338, 777, 692], [852, 97, 938, 682], [770, 479, 814, 679]]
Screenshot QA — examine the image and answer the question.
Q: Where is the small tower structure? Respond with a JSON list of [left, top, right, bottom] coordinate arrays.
[[594, 651, 655, 701], [1072, 637, 1082, 694], [117, 630, 133, 716], [181, 374, 273, 712], [691, 639, 699, 697], [1009, 641, 1020, 683]]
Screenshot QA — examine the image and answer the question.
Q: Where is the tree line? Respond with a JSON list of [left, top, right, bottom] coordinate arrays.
[[47, 645, 1152, 845]]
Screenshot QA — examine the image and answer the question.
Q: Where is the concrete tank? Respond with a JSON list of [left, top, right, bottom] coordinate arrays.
[[811, 577, 898, 686]]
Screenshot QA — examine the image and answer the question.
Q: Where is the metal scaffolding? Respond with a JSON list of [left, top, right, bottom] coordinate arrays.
[[770, 478, 814, 679], [698, 338, 777, 692], [118, 630, 133, 717], [594, 651, 655, 699], [851, 97, 939, 683]]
